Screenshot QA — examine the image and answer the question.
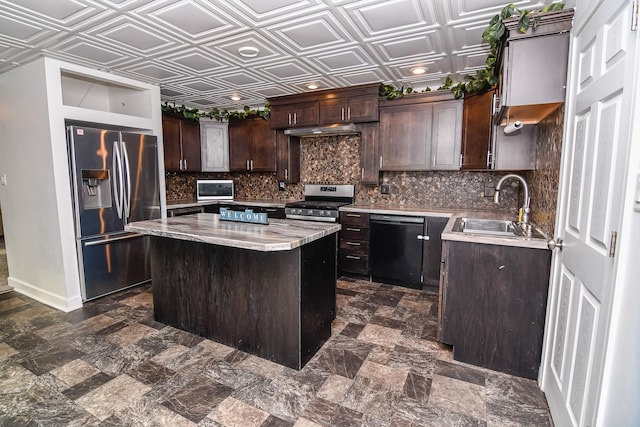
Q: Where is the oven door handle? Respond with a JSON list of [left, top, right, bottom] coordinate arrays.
[[285, 214, 337, 223]]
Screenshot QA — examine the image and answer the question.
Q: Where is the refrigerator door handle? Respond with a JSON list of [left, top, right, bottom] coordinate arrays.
[[84, 233, 145, 247], [121, 140, 132, 220], [112, 140, 124, 219]]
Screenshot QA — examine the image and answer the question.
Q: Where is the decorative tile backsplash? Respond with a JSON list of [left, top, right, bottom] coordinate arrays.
[[166, 134, 520, 213], [524, 106, 564, 237]]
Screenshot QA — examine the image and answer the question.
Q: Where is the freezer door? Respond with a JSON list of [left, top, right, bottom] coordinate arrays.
[[67, 126, 124, 237], [120, 132, 161, 223], [79, 232, 150, 300]]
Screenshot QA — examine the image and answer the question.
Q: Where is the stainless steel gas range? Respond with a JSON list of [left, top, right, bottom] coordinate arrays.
[[285, 184, 354, 222]]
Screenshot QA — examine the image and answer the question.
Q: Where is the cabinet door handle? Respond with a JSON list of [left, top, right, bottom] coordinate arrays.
[[346, 213, 361, 218], [293, 112, 297, 125], [179, 159, 182, 170], [361, 167, 364, 179], [346, 227, 361, 232], [346, 255, 361, 260], [184, 159, 187, 170], [250, 160, 254, 170], [492, 93, 500, 115], [417, 235, 430, 240], [346, 242, 361, 246], [341, 108, 345, 121], [379, 156, 383, 168], [288, 113, 292, 125], [432, 154, 436, 168], [285, 168, 288, 180], [347, 107, 351, 120]]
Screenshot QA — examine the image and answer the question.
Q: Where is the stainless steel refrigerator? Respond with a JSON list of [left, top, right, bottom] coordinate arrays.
[[67, 125, 161, 300]]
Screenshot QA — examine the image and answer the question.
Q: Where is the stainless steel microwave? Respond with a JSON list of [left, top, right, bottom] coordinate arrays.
[[196, 180, 234, 200]]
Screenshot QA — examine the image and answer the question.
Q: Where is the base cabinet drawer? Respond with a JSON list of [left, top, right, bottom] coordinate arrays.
[[340, 211, 369, 227], [339, 239, 369, 255], [339, 211, 370, 277], [339, 253, 369, 276]]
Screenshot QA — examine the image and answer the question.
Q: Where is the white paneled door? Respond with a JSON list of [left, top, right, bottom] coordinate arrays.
[[540, 0, 638, 426]]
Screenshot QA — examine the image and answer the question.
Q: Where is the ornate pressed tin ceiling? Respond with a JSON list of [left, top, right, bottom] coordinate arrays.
[[0, 0, 569, 110]]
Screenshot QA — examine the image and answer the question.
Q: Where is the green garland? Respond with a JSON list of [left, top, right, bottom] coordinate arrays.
[[161, 102, 271, 121], [380, 2, 566, 100]]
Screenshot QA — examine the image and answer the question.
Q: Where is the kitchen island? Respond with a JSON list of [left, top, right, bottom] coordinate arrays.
[[126, 213, 340, 369]]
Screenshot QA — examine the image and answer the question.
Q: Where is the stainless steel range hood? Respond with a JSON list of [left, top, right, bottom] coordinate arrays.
[[283, 123, 358, 137]]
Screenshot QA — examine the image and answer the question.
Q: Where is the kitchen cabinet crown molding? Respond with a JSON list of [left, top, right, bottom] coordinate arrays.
[[267, 83, 380, 106], [379, 90, 456, 107]]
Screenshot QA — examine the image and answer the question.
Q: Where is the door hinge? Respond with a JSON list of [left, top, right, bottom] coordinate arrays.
[[633, 1, 639, 31], [609, 231, 618, 258]]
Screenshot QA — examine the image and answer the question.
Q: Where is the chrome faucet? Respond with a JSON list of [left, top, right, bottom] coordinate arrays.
[[494, 174, 531, 230]]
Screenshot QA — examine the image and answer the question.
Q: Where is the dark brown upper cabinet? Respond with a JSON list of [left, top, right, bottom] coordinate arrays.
[[379, 91, 462, 171], [461, 88, 495, 170], [268, 83, 380, 129], [494, 9, 573, 126], [162, 113, 201, 172], [319, 93, 379, 124], [276, 131, 301, 183], [270, 101, 319, 129], [357, 122, 380, 185], [228, 117, 276, 172]]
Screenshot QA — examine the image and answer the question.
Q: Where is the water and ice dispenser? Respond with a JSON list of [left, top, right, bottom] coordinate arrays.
[[81, 169, 112, 209]]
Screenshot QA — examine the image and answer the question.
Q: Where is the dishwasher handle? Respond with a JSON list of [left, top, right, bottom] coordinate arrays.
[[370, 214, 425, 224]]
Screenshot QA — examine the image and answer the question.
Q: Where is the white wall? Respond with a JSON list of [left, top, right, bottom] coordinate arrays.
[[0, 58, 82, 310], [0, 57, 165, 312]]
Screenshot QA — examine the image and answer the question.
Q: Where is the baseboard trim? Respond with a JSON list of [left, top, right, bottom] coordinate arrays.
[[8, 277, 83, 312]]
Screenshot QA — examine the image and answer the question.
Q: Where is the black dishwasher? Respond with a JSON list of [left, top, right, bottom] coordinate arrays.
[[370, 214, 426, 289]]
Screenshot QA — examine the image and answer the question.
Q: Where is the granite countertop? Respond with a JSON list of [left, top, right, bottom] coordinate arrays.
[[340, 203, 513, 218], [167, 198, 300, 210], [340, 203, 458, 217], [340, 203, 549, 250], [441, 214, 550, 250], [126, 213, 340, 252]]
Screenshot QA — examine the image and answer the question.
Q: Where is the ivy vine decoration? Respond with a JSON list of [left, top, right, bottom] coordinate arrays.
[[161, 102, 271, 121], [380, 2, 566, 100], [379, 84, 432, 100]]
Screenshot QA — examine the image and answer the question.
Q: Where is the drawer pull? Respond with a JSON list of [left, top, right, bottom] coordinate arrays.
[[346, 242, 361, 246], [417, 235, 430, 240], [345, 227, 361, 232], [345, 255, 361, 260], [346, 213, 361, 217]]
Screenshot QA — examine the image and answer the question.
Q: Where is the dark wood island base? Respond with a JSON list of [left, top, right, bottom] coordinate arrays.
[[150, 233, 337, 370]]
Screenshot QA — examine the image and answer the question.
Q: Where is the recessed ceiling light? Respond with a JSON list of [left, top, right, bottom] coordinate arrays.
[[238, 46, 260, 58], [411, 67, 427, 75], [307, 83, 319, 90], [230, 95, 241, 101]]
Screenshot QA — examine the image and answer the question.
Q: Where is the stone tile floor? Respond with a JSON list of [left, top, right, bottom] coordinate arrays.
[[0, 277, 553, 426]]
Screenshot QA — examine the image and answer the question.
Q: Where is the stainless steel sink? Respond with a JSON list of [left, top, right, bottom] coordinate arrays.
[[453, 217, 547, 239], [456, 218, 520, 237]]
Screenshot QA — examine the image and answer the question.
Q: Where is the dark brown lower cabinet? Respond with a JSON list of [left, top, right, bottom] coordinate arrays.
[[438, 240, 551, 379], [338, 212, 370, 277], [150, 233, 336, 370]]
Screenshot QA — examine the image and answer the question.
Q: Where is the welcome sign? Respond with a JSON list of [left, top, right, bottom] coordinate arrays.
[[219, 207, 268, 225]]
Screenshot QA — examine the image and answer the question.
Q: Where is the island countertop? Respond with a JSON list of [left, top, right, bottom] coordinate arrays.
[[125, 213, 341, 252]]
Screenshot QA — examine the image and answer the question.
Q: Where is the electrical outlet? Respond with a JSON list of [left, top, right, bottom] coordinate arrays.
[[484, 186, 495, 197], [278, 181, 286, 191], [380, 184, 390, 194], [0, 174, 7, 186]]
